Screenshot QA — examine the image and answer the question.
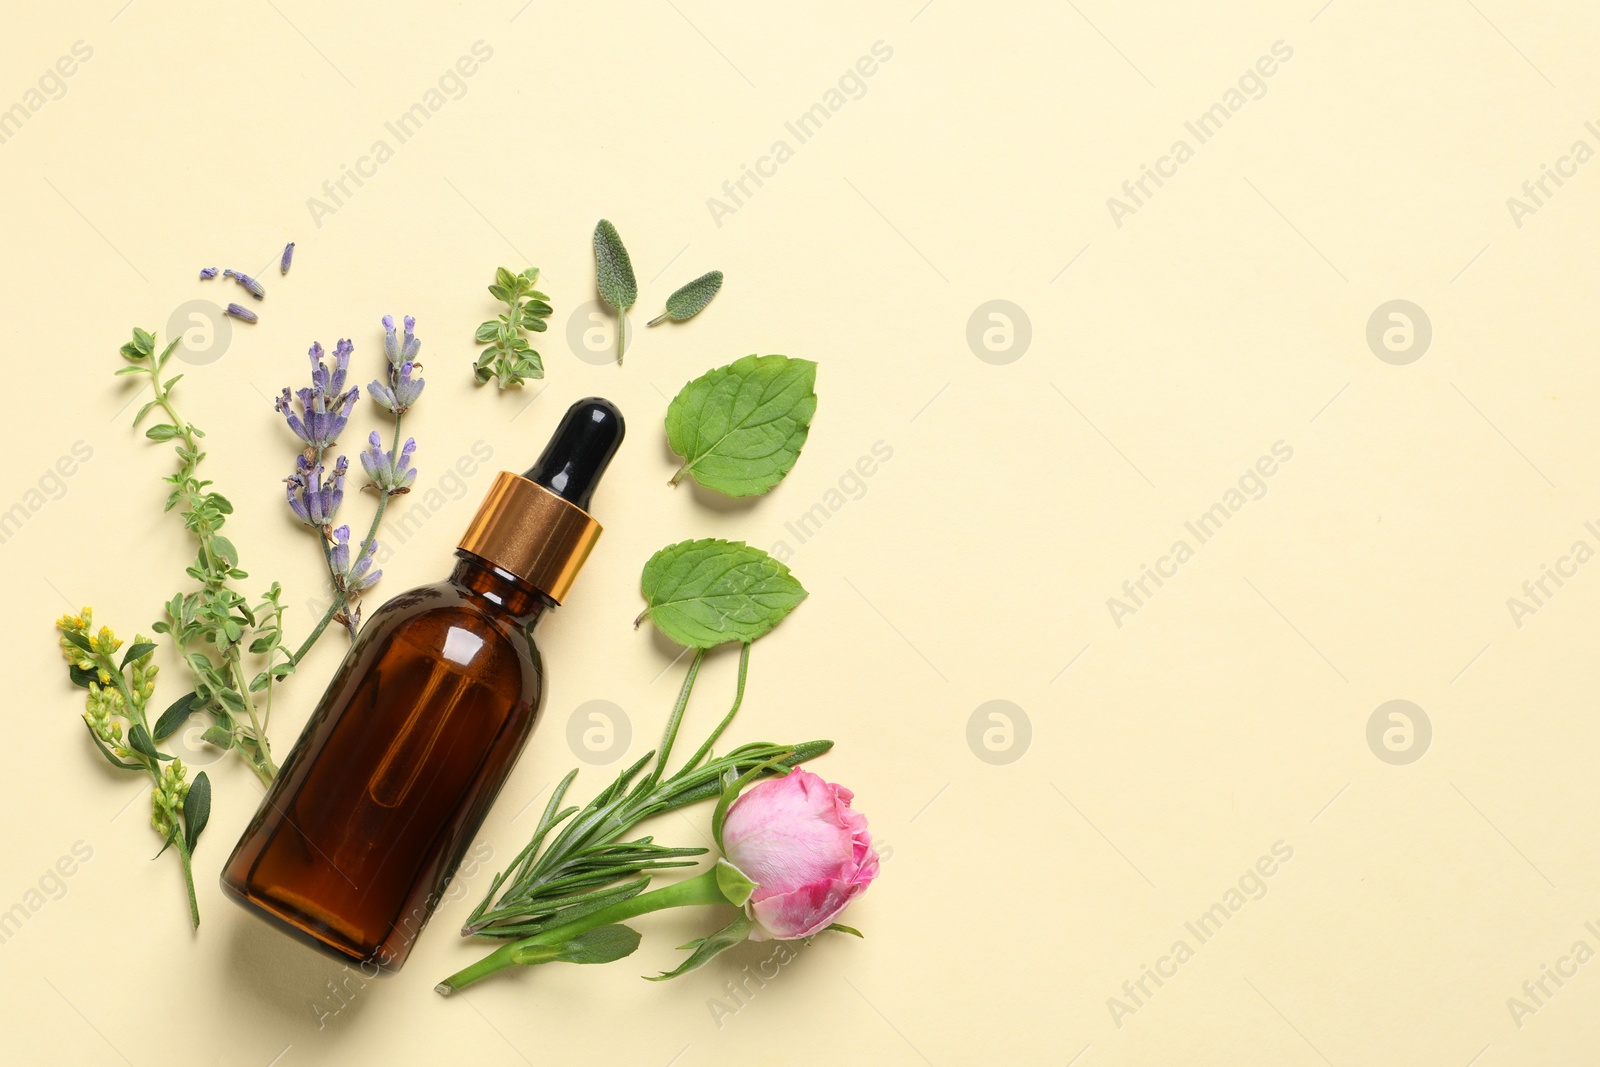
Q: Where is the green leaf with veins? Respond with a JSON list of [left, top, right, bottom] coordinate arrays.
[[637, 538, 807, 648], [593, 219, 637, 362], [665, 354, 817, 496], [649, 270, 722, 326]]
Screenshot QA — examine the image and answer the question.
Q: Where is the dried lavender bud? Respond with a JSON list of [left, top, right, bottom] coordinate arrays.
[[281, 242, 295, 275], [225, 303, 259, 323], [223, 269, 265, 299], [199, 267, 219, 279]]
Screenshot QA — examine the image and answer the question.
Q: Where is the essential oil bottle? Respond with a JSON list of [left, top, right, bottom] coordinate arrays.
[[221, 397, 624, 972]]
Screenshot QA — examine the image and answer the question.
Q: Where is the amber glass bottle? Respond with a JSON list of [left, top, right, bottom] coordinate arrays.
[[221, 398, 624, 972]]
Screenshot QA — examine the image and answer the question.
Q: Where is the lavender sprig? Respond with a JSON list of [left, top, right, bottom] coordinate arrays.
[[274, 319, 423, 645], [225, 303, 258, 324]]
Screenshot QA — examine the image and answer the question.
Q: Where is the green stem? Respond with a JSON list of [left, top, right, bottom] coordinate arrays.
[[682, 643, 749, 772], [436, 868, 729, 995], [645, 649, 705, 791], [616, 310, 627, 365], [174, 828, 200, 929], [288, 600, 342, 665], [227, 655, 277, 783]]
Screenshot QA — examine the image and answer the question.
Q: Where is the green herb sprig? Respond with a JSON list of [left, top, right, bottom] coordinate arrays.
[[116, 328, 292, 784], [475, 267, 551, 389], [593, 220, 637, 363], [55, 611, 211, 926]]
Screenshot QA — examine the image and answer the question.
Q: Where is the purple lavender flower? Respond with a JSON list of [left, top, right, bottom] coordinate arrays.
[[328, 525, 381, 593], [280, 242, 295, 275], [381, 314, 421, 367], [359, 432, 417, 493], [225, 303, 258, 323], [284, 455, 347, 526], [367, 361, 425, 414], [276, 340, 359, 447], [224, 269, 265, 299], [200, 267, 219, 279]]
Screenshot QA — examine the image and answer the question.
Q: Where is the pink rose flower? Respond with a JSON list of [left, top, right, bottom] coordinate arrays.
[[720, 768, 879, 941]]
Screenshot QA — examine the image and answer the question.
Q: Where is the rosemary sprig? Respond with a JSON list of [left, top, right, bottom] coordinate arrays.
[[117, 327, 291, 783], [464, 644, 832, 939]]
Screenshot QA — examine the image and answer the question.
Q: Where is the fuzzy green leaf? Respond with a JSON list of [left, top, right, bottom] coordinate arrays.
[[637, 538, 807, 648], [665, 355, 817, 497], [650, 270, 723, 326], [184, 772, 211, 852], [593, 219, 637, 312], [647, 912, 755, 981]]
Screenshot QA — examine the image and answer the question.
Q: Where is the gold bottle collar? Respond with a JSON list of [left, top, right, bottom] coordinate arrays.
[[456, 472, 601, 603]]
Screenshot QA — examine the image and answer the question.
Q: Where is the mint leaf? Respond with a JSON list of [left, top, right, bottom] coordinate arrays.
[[649, 270, 723, 326], [637, 538, 807, 648], [666, 354, 817, 497]]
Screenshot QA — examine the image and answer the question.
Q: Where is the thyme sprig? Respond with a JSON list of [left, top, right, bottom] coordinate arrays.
[[117, 327, 291, 784], [474, 267, 550, 388]]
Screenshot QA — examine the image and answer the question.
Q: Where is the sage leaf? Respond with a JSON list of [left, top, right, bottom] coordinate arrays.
[[593, 219, 637, 312], [666, 354, 817, 496], [637, 538, 807, 648], [184, 771, 211, 852], [593, 219, 636, 363], [646, 912, 755, 981], [649, 270, 723, 326]]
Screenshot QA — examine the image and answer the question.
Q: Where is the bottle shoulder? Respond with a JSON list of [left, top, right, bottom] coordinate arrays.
[[360, 578, 542, 664]]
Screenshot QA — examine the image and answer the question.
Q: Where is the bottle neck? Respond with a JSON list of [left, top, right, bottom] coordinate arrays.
[[449, 550, 554, 626]]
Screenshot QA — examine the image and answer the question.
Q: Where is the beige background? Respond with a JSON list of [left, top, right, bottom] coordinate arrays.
[[2, 0, 1597, 1063]]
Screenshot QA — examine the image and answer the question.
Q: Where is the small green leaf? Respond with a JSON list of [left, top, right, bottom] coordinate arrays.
[[714, 858, 757, 907], [637, 539, 808, 648], [824, 923, 864, 937], [184, 772, 211, 852], [68, 663, 98, 688], [82, 721, 143, 770], [126, 723, 160, 763], [665, 355, 818, 497], [512, 925, 643, 967], [649, 270, 723, 326], [121, 641, 156, 667], [647, 912, 755, 981], [153, 691, 201, 741], [211, 536, 238, 567], [145, 424, 181, 442], [475, 321, 500, 343], [593, 219, 637, 312], [200, 724, 235, 749], [131, 327, 156, 353], [61, 630, 94, 654]]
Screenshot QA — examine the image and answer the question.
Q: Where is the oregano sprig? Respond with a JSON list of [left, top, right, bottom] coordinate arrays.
[[475, 267, 551, 388]]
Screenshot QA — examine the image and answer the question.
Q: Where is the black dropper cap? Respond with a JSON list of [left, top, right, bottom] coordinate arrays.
[[522, 397, 625, 511]]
